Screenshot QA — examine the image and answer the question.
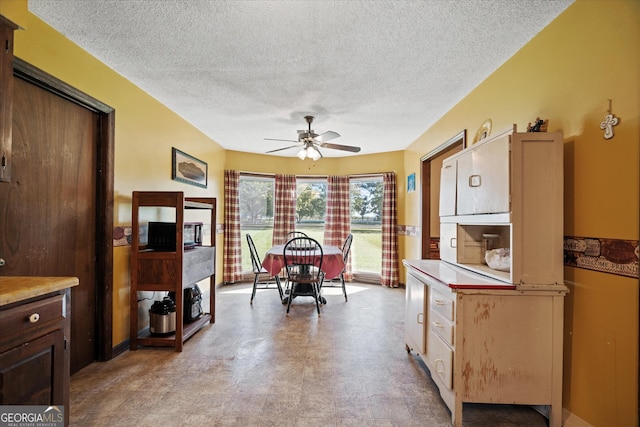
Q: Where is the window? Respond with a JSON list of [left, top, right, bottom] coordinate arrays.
[[237, 173, 384, 280], [295, 178, 327, 242], [239, 175, 275, 272], [350, 176, 383, 275]]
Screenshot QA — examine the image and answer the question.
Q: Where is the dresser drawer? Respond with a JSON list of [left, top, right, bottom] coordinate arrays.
[[428, 332, 453, 390], [0, 294, 66, 336], [431, 288, 454, 321], [430, 308, 454, 347]]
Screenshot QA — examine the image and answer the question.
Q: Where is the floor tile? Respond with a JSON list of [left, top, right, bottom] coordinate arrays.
[[69, 282, 549, 426]]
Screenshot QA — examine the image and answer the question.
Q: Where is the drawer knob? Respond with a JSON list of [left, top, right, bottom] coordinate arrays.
[[29, 313, 40, 323]]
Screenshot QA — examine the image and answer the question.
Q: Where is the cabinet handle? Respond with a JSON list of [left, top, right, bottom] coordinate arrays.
[[28, 313, 40, 323], [449, 237, 456, 248], [417, 312, 424, 325], [435, 358, 445, 374], [469, 174, 482, 187], [432, 321, 443, 329], [434, 299, 447, 306]]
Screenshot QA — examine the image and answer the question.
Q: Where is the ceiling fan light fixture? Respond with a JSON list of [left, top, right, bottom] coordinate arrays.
[[309, 146, 322, 161], [265, 115, 359, 158]]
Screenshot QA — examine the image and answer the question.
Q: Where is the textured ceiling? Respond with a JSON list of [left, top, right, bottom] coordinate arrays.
[[28, 0, 573, 158]]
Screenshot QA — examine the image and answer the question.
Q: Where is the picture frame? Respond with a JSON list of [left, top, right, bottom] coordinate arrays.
[[172, 147, 208, 188], [407, 173, 416, 193]]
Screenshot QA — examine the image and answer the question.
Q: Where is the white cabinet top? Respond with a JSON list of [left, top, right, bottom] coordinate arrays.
[[403, 259, 516, 290], [404, 259, 568, 294]]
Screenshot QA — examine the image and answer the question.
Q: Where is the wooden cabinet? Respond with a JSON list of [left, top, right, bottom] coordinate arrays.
[[405, 125, 567, 426], [0, 16, 17, 183], [130, 191, 216, 351], [403, 260, 566, 427], [439, 125, 564, 286], [0, 280, 77, 427]]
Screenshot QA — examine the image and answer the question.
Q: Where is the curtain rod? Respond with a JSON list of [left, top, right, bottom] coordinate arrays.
[[238, 171, 395, 179]]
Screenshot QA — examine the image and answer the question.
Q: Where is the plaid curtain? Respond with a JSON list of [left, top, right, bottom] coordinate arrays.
[[381, 172, 399, 287], [272, 174, 297, 245], [223, 170, 242, 283], [324, 175, 352, 280]]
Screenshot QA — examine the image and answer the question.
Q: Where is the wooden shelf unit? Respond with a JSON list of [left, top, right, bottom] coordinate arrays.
[[130, 191, 216, 351]]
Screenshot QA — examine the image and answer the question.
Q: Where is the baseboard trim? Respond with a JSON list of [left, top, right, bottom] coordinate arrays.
[[531, 405, 593, 427], [563, 408, 594, 427], [111, 339, 129, 358]]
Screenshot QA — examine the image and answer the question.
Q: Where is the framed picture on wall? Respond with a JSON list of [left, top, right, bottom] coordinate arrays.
[[172, 147, 208, 188], [407, 173, 416, 193]]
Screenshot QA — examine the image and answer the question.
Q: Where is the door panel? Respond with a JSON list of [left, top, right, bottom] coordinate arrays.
[[456, 135, 510, 215], [439, 158, 457, 217], [0, 77, 98, 373]]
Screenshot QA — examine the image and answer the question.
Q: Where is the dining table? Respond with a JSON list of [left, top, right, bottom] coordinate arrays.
[[261, 244, 345, 304]]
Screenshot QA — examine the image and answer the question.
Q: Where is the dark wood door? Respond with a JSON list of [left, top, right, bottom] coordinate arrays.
[[0, 77, 98, 373]]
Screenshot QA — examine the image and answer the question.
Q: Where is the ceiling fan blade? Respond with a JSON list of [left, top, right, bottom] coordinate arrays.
[[319, 142, 361, 153], [265, 144, 301, 154], [264, 138, 300, 143], [315, 131, 340, 142]]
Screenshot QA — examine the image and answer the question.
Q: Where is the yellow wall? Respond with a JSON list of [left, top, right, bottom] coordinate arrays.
[[403, 1, 639, 425], [5, 0, 639, 425], [225, 150, 407, 263], [11, 9, 228, 347], [225, 149, 404, 177]]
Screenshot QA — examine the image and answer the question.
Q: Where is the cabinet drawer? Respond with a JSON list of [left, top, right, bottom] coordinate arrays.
[[428, 332, 453, 390], [430, 308, 454, 347], [431, 289, 454, 321], [0, 295, 66, 336]]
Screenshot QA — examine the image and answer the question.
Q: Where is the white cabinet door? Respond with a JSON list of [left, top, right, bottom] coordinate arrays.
[[439, 159, 457, 217], [456, 134, 510, 215], [405, 272, 427, 354], [439, 223, 457, 263]]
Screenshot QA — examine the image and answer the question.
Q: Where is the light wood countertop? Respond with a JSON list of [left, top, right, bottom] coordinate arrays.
[[0, 276, 79, 306]]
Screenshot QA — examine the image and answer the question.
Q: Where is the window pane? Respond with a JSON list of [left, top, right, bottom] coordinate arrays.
[[350, 177, 383, 274], [295, 179, 326, 241], [239, 176, 274, 272]]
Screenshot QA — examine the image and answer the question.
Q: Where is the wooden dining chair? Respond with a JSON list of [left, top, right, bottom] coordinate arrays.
[[247, 233, 283, 304], [321, 233, 352, 301], [286, 231, 308, 241], [283, 236, 324, 314]]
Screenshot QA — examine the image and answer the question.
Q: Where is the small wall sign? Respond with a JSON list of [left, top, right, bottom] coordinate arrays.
[[407, 173, 416, 193]]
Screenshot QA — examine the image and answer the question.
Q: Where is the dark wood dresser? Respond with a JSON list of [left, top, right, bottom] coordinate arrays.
[[0, 276, 79, 426]]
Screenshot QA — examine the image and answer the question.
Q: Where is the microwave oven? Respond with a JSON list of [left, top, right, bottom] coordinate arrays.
[[147, 221, 202, 251]]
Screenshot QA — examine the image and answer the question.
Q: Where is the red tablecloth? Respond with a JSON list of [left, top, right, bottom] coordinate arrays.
[[262, 244, 345, 279]]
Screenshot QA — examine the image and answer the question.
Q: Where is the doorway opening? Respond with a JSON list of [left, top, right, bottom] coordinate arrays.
[[420, 130, 466, 260]]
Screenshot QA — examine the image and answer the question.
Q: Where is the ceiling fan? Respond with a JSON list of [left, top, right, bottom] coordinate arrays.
[[265, 116, 361, 160]]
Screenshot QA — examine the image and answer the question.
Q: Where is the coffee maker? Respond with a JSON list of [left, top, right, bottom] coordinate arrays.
[[169, 285, 203, 323]]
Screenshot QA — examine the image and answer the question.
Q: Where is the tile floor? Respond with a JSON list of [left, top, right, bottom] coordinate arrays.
[[69, 282, 550, 426]]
